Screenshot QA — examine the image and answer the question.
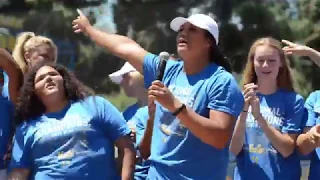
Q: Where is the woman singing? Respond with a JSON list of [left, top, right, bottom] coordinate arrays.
[[72, 11, 244, 179]]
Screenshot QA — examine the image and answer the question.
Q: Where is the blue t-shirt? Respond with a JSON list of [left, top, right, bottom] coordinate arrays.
[[234, 89, 304, 180], [134, 106, 151, 180], [0, 96, 14, 169], [304, 90, 320, 180], [10, 96, 131, 180], [122, 103, 140, 122], [143, 53, 244, 180]]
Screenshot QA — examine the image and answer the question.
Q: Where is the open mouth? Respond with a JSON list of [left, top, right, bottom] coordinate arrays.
[[45, 82, 56, 89], [178, 38, 188, 45]]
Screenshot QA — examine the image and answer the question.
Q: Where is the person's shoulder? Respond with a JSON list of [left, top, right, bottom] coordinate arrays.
[[148, 53, 182, 67], [81, 95, 110, 105], [277, 89, 305, 109], [16, 117, 41, 136], [279, 89, 304, 102], [307, 90, 320, 101], [136, 106, 148, 115], [134, 106, 149, 124], [207, 65, 238, 87], [77, 96, 116, 114]]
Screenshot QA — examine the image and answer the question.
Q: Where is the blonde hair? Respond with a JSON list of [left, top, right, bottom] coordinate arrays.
[[242, 37, 294, 91], [12, 32, 58, 73]]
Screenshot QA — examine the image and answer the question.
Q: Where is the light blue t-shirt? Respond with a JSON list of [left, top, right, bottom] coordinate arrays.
[[134, 106, 151, 180], [304, 90, 320, 180], [143, 53, 244, 180], [10, 96, 131, 180], [0, 96, 14, 169], [234, 89, 304, 180], [1, 72, 9, 99], [122, 103, 140, 122]]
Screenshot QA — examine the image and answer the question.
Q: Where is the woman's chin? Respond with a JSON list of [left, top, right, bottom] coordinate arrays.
[[177, 48, 189, 58]]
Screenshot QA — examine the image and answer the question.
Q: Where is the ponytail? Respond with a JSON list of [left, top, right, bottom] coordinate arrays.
[[211, 45, 232, 73], [205, 31, 232, 73], [12, 32, 35, 73]]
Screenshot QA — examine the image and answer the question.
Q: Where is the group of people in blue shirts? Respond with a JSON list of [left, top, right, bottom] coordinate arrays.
[[0, 10, 320, 180]]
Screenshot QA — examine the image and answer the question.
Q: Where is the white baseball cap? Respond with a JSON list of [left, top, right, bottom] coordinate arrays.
[[170, 14, 219, 44], [109, 62, 137, 84]]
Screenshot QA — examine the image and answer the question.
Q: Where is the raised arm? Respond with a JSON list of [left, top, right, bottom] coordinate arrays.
[[0, 48, 23, 103], [282, 40, 320, 67], [72, 9, 148, 73]]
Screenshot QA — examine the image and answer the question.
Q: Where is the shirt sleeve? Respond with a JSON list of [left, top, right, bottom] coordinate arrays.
[[95, 96, 131, 142], [10, 126, 33, 169], [207, 72, 244, 118], [304, 91, 318, 127], [281, 93, 305, 133], [143, 53, 160, 89], [134, 108, 149, 146]]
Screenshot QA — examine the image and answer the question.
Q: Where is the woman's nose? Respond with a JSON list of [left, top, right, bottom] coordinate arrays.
[[262, 61, 268, 68], [45, 76, 53, 82]]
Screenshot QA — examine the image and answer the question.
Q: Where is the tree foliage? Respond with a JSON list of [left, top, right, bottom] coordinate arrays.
[[1, 0, 319, 97]]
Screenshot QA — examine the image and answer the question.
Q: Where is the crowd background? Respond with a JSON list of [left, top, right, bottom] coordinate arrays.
[[0, 0, 319, 179]]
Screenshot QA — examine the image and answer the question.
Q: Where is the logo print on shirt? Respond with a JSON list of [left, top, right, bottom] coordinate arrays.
[[56, 131, 90, 166], [245, 105, 284, 163], [36, 114, 91, 140], [158, 85, 196, 138], [34, 114, 92, 165]]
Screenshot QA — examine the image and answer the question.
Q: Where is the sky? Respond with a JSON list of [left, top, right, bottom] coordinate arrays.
[[83, 0, 117, 33]]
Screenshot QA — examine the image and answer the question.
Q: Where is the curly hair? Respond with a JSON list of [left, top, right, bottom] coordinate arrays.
[[14, 62, 93, 126]]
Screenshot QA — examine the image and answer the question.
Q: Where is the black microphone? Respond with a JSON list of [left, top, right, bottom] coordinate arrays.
[[156, 52, 170, 81]]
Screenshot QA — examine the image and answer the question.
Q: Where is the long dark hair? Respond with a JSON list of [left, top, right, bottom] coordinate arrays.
[[15, 62, 93, 126], [205, 31, 232, 73]]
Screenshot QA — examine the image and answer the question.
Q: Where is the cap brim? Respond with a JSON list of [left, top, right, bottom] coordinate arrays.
[[109, 75, 122, 84], [108, 70, 125, 84], [170, 17, 188, 32]]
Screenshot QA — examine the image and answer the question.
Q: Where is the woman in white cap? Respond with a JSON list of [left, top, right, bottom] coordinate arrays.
[[109, 62, 149, 180], [73, 11, 244, 180]]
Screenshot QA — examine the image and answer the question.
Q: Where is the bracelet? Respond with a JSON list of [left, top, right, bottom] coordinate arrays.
[[172, 104, 186, 116]]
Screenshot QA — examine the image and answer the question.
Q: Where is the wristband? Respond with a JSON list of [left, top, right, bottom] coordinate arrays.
[[172, 104, 186, 116]]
